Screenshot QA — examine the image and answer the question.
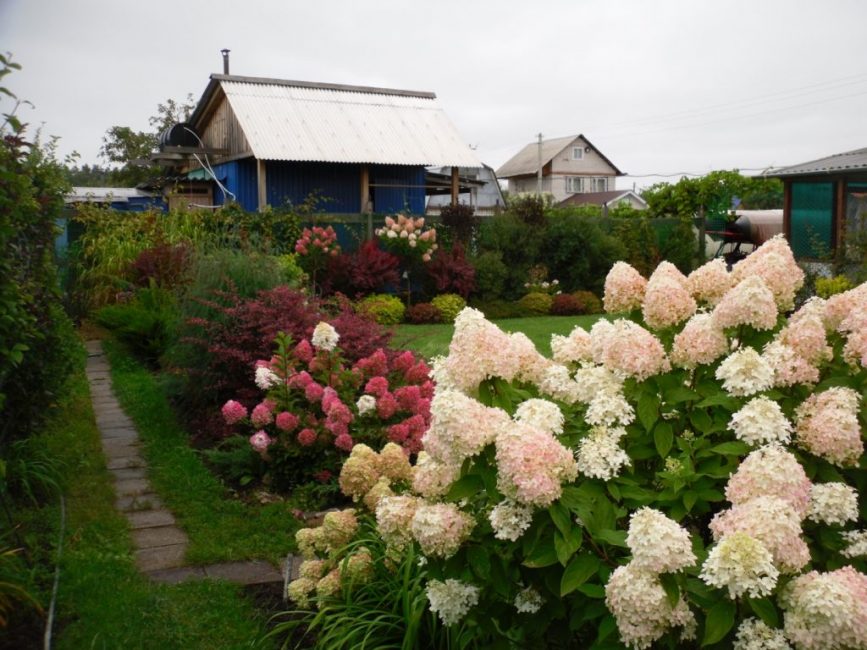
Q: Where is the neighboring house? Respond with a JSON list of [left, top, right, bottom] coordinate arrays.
[[496, 134, 624, 204], [556, 189, 646, 211], [425, 164, 505, 216], [154, 66, 481, 214], [765, 147, 867, 258]]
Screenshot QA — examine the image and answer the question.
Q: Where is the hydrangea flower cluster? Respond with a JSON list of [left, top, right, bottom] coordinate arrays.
[[794, 387, 864, 466], [294, 225, 340, 257], [375, 214, 438, 262], [220, 326, 432, 481]]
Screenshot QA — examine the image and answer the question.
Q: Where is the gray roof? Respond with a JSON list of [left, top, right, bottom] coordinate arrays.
[[556, 189, 646, 208], [65, 187, 156, 203], [496, 133, 623, 178], [767, 146, 867, 178], [190, 74, 482, 167]]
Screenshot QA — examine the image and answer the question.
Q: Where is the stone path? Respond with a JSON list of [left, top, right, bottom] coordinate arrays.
[[85, 340, 291, 587]]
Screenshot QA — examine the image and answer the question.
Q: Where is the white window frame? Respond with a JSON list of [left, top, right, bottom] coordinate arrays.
[[593, 177, 607, 192], [572, 146, 584, 160], [566, 176, 584, 193]]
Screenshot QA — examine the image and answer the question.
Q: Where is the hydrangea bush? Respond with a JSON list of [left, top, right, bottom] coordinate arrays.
[[287, 236, 867, 649], [220, 322, 432, 489]]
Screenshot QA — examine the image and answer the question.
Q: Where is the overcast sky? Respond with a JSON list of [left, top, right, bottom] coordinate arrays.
[[2, 0, 866, 189]]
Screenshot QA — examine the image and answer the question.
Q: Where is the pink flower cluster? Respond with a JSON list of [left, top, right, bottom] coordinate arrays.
[[294, 225, 340, 257], [711, 275, 778, 331], [375, 215, 438, 262], [594, 319, 670, 381], [641, 262, 696, 330], [603, 262, 647, 313], [670, 313, 728, 369], [686, 258, 732, 306], [794, 387, 864, 467], [730, 235, 805, 310]]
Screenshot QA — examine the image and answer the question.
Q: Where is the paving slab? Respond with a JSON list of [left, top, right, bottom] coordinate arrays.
[[114, 477, 152, 497], [106, 455, 146, 470], [284, 554, 303, 581], [135, 544, 187, 572], [102, 439, 141, 458], [110, 466, 148, 481], [116, 493, 164, 512], [203, 561, 283, 585], [99, 426, 139, 441], [125, 509, 177, 529], [145, 566, 206, 584], [132, 525, 189, 549]]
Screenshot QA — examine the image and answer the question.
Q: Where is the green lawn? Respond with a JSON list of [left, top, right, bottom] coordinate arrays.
[[13, 345, 273, 649], [390, 314, 604, 360]]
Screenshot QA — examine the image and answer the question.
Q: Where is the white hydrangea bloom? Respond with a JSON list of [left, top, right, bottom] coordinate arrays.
[[254, 365, 281, 390], [841, 530, 867, 558], [488, 500, 535, 542], [585, 391, 635, 427], [575, 426, 631, 481], [356, 394, 376, 416], [626, 508, 696, 574], [699, 532, 779, 599], [514, 398, 564, 435], [513, 586, 544, 614], [428, 355, 457, 392], [715, 347, 774, 397], [729, 396, 793, 446], [425, 579, 480, 626], [733, 618, 792, 650], [537, 364, 581, 404], [807, 483, 859, 526], [311, 321, 340, 351], [573, 365, 624, 403]]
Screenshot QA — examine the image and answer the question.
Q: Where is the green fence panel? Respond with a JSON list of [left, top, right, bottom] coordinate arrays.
[[790, 182, 833, 258]]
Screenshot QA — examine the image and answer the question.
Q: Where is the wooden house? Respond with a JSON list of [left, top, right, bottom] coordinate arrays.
[[155, 69, 481, 214]]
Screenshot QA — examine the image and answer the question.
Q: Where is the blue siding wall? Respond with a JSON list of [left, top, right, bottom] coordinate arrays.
[[267, 161, 362, 213], [210, 159, 426, 215], [371, 165, 425, 214]]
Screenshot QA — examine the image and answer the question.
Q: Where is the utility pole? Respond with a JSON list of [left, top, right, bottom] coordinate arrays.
[[536, 133, 543, 196]]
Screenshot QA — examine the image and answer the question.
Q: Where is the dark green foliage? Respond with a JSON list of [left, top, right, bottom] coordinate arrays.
[[469, 299, 529, 320], [0, 56, 78, 443], [542, 214, 626, 295], [438, 202, 478, 245], [508, 193, 548, 226], [612, 216, 696, 276], [470, 251, 509, 301], [476, 215, 546, 299], [95, 285, 178, 364]]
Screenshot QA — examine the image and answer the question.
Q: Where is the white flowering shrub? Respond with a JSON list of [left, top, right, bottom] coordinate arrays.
[[285, 236, 867, 649]]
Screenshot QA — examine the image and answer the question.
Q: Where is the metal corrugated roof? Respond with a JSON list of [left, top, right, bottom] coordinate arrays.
[[496, 135, 578, 178], [65, 187, 155, 203], [220, 80, 482, 167], [767, 146, 867, 178]]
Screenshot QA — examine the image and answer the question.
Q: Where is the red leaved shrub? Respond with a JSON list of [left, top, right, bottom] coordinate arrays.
[[322, 240, 400, 297], [130, 242, 191, 289], [550, 293, 586, 315], [406, 302, 443, 324], [425, 242, 476, 298]]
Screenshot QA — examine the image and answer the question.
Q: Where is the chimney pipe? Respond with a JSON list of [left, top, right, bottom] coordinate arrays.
[[221, 49, 230, 75]]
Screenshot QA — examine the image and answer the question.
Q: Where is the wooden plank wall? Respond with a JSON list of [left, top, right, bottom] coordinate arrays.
[[201, 96, 250, 157]]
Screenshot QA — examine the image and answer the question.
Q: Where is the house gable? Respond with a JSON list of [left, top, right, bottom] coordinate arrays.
[[549, 136, 621, 176]]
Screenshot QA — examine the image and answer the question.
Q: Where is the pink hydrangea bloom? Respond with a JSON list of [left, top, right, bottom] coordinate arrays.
[[839, 305, 867, 369], [550, 326, 592, 366], [509, 332, 554, 385], [297, 428, 317, 446], [725, 444, 812, 517], [412, 452, 460, 499], [670, 313, 728, 368], [687, 258, 732, 306], [823, 282, 867, 330], [249, 430, 273, 453], [730, 235, 805, 310], [321, 387, 340, 413], [410, 502, 475, 558], [334, 433, 354, 452], [251, 401, 274, 428], [392, 350, 416, 374], [422, 389, 511, 465], [419, 380, 435, 399], [287, 370, 313, 389], [599, 319, 670, 381], [405, 359, 432, 384], [779, 312, 832, 365], [495, 421, 578, 507], [603, 261, 647, 313], [712, 275, 778, 331], [364, 376, 389, 397], [221, 400, 248, 424], [354, 349, 388, 377], [294, 339, 314, 363], [642, 262, 696, 330], [440, 308, 521, 393], [304, 382, 325, 403], [794, 387, 864, 467], [762, 341, 820, 387], [275, 411, 299, 432], [387, 422, 409, 443], [394, 385, 422, 412], [710, 496, 810, 573], [376, 392, 399, 419]]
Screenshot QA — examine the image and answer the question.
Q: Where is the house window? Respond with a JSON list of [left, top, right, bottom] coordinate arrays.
[[593, 177, 607, 192], [572, 147, 584, 160], [566, 177, 584, 193]]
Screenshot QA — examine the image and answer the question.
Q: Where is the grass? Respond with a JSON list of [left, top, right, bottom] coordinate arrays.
[[9, 345, 273, 649], [390, 314, 604, 360], [103, 340, 301, 565]]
